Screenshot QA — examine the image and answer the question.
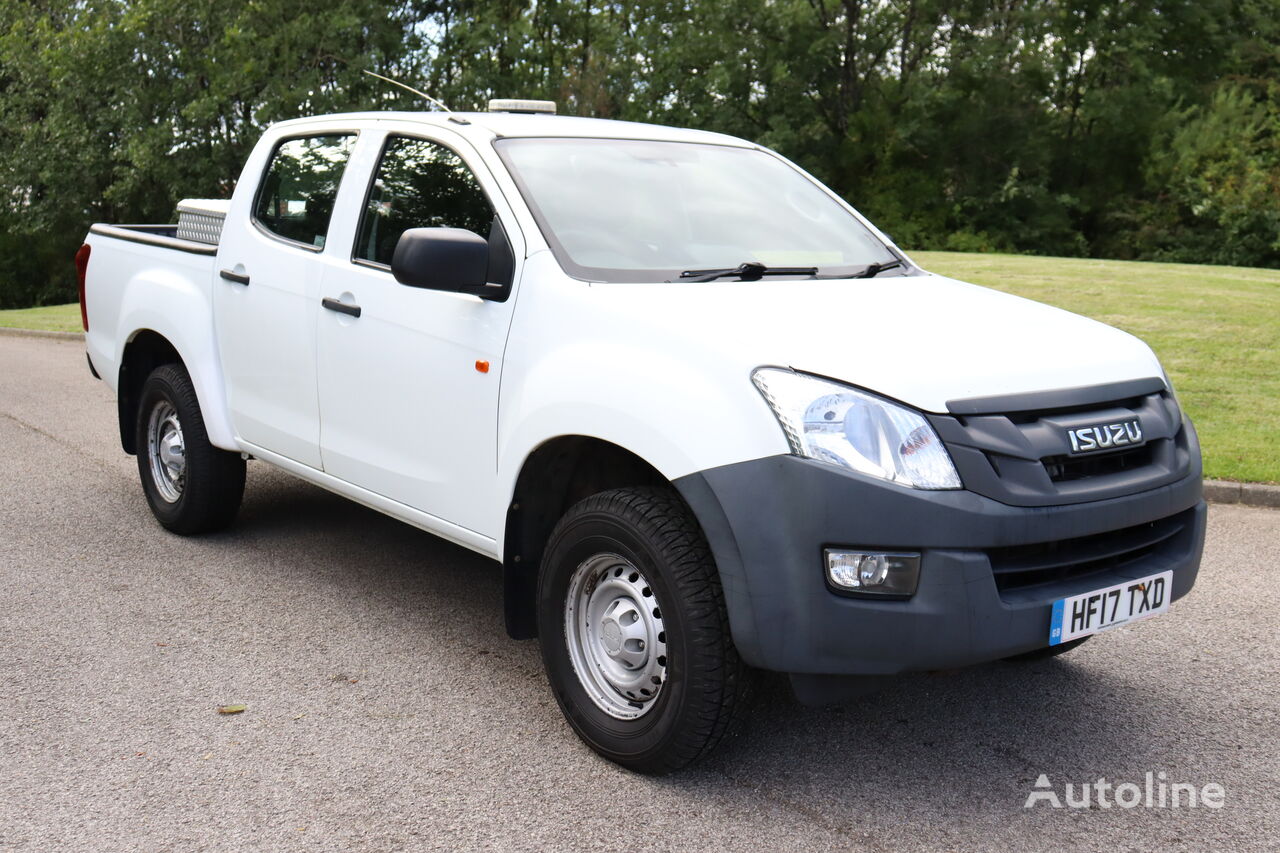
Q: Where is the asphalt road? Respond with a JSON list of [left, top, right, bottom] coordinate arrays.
[[2, 333, 1277, 852]]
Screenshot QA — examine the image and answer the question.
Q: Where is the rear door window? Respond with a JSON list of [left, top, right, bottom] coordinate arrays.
[[254, 134, 356, 249]]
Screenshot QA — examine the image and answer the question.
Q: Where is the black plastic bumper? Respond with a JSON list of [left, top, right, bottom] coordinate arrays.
[[674, 449, 1206, 676]]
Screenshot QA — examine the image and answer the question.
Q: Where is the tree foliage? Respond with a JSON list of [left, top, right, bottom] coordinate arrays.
[[1, 0, 1277, 307]]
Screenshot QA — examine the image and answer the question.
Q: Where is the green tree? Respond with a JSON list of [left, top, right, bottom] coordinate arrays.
[[1, 0, 1277, 308], [1135, 83, 1280, 267], [0, 0, 423, 307]]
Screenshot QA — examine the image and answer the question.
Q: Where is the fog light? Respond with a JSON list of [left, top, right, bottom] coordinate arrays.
[[825, 549, 921, 597]]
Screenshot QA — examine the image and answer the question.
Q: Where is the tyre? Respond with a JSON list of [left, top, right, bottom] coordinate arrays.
[[135, 364, 245, 534], [1003, 636, 1091, 662], [537, 487, 749, 774]]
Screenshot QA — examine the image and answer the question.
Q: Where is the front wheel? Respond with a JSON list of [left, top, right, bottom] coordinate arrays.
[[135, 364, 245, 534], [537, 487, 749, 774]]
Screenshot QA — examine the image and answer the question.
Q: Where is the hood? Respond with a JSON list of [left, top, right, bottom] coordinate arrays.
[[586, 272, 1165, 414]]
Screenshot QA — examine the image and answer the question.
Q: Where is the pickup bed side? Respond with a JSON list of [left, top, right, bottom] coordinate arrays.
[[84, 224, 237, 452]]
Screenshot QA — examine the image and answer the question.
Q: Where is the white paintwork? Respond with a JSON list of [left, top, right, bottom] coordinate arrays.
[[211, 124, 360, 469], [314, 125, 526, 535], [240, 440, 496, 555], [520, 272, 1164, 416], [82, 110, 1170, 561], [83, 233, 238, 450]]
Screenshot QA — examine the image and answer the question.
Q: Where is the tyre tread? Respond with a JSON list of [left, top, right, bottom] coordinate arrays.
[[546, 486, 750, 773], [137, 364, 244, 535]]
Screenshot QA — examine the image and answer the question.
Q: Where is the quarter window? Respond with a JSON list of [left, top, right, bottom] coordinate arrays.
[[355, 136, 498, 266], [254, 134, 356, 249]]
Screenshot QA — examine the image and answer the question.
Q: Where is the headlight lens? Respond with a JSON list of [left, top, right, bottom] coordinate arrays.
[[752, 368, 962, 489]]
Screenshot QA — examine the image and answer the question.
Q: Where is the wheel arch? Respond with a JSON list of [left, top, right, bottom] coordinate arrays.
[[501, 435, 673, 639], [117, 330, 184, 455], [115, 321, 237, 455]]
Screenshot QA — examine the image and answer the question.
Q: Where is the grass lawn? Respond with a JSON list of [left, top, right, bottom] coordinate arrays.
[[914, 251, 1279, 484], [2, 252, 1276, 482], [0, 302, 82, 334]]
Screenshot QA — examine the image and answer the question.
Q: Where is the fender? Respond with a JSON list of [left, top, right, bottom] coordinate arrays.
[[494, 340, 789, 552], [493, 348, 786, 644], [492, 251, 792, 548], [113, 267, 237, 451]]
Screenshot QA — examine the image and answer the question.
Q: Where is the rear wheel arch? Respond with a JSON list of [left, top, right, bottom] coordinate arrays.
[[502, 436, 673, 640], [118, 330, 183, 455], [134, 362, 245, 534]]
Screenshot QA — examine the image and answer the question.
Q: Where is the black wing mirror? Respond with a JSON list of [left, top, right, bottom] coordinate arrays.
[[391, 227, 508, 300]]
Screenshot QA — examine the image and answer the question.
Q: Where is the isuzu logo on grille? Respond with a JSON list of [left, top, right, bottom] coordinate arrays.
[[1067, 419, 1143, 454]]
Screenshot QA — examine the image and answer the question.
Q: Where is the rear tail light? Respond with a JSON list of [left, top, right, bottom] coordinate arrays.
[[75, 243, 91, 331]]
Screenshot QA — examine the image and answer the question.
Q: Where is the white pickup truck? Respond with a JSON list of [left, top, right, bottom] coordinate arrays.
[[80, 103, 1205, 774]]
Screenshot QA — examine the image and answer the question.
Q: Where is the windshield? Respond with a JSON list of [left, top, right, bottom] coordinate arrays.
[[494, 138, 901, 282]]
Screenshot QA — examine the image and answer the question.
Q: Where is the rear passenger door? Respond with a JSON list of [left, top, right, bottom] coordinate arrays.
[[214, 132, 357, 469], [315, 131, 522, 539]]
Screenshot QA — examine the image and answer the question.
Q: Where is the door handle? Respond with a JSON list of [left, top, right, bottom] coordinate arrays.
[[219, 269, 250, 286], [322, 297, 362, 318]]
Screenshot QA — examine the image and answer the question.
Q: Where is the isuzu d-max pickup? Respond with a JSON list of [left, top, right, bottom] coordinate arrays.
[[79, 102, 1205, 773]]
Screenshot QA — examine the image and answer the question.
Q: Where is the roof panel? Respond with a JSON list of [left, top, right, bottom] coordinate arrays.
[[269, 111, 754, 147]]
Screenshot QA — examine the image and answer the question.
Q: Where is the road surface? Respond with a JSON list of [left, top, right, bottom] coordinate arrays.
[[1, 333, 1276, 851]]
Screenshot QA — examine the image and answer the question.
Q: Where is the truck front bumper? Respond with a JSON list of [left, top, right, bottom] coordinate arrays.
[[674, 453, 1206, 677]]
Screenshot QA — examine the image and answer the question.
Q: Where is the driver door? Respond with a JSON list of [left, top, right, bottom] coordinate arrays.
[[315, 131, 522, 539]]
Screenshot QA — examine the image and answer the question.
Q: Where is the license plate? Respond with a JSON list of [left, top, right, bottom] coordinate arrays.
[[1049, 570, 1173, 645]]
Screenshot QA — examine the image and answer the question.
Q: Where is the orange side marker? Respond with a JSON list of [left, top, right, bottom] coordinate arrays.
[[475, 360, 490, 374]]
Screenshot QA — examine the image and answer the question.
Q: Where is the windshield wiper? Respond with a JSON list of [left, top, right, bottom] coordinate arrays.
[[678, 261, 818, 283], [677, 258, 907, 282], [853, 259, 905, 278]]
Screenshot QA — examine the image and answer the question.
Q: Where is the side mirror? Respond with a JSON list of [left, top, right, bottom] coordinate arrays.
[[391, 227, 496, 297]]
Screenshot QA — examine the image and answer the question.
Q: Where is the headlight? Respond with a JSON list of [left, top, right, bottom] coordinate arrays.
[[751, 368, 962, 489]]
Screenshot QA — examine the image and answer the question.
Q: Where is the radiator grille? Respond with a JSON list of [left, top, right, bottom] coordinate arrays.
[[927, 381, 1190, 506], [988, 509, 1191, 593], [1042, 444, 1155, 482]]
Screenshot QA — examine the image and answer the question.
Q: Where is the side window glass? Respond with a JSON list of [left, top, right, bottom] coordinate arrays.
[[355, 136, 498, 266], [254, 134, 356, 248]]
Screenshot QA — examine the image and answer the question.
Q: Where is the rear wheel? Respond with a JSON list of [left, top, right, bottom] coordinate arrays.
[[537, 487, 749, 774], [135, 364, 245, 534]]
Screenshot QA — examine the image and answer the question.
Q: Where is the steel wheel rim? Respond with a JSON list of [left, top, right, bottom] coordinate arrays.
[[564, 553, 668, 720], [146, 400, 185, 503]]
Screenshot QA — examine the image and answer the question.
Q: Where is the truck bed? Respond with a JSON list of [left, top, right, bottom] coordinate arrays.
[[82, 203, 227, 414], [87, 199, 228, 255], [87, 223, 217, 256]]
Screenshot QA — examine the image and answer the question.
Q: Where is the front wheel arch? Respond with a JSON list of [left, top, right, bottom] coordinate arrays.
[[501, 436, 669, 640]]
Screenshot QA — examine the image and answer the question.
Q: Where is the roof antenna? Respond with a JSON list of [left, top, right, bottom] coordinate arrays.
[[362, 69, 467, 123]]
